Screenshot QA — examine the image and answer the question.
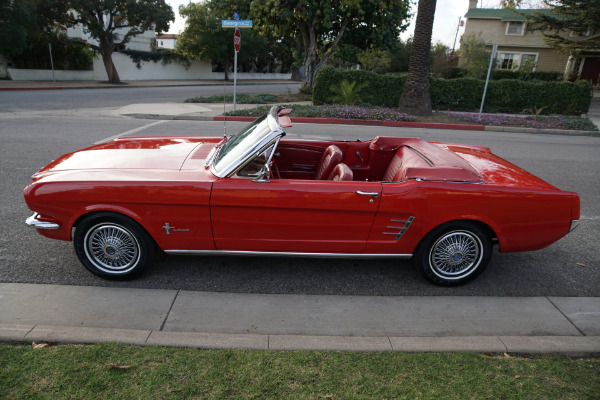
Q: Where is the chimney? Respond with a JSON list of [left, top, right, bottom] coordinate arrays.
[[469, 0, 478, 9]]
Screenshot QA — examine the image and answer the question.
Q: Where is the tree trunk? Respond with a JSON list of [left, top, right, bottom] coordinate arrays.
[[398, 0, 437, 116], [101, 52, 121, 84]]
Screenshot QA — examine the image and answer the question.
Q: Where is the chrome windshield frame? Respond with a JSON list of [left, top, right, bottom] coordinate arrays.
[[210, 106, 285, 178]]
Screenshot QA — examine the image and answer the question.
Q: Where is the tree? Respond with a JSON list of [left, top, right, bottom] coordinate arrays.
[[398, 0, 437, 116], [41, 0, 174, 84], [357, 50, 393, 73], [0, 0, 36, 58], [526, 0, 600, 55], [250, 0, 410, 88], [429, 42, 453, 78], [0, 0, 93, 70], [458, 33, 491, 78], [178, 0, 292, 80]]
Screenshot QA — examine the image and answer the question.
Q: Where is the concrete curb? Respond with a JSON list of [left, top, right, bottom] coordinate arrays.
[[2, 324, 599, 355], [121, 112, 600, 136], [210, 115, 598, 136], [213, 116, 487, 131]]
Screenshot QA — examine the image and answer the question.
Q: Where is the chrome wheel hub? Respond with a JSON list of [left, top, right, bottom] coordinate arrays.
[[429, 231, 483, 279], [85, 224, 140, 273]]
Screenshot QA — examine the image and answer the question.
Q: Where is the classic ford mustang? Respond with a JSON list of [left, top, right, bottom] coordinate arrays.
[[24, 106, 580, 285]]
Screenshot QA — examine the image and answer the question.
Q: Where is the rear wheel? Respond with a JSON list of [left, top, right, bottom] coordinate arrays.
[[74, 213, 155, 280], [415, 222, 492, 286]]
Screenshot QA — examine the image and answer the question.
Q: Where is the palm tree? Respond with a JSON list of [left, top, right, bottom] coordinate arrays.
[[398, 0, 437, 115]]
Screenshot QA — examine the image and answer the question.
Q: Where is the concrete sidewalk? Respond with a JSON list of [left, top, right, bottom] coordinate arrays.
[[1, 283, 598, 354]]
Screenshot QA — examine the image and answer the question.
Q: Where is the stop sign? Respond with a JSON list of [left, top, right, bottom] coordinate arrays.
[[234, 28, 241, 52]]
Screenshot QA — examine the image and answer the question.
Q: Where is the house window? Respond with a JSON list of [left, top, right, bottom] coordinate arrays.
[[497, 52, 538, 70], [506, 21, 525, 36], [499, 53, 515, 69], [520, 54, 537, 71]]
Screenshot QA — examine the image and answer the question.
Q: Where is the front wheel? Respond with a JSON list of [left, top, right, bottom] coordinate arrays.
[[415, 222, 492, 286], [74, 213, 155, 280]]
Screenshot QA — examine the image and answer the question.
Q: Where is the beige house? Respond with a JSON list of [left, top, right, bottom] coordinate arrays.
[[462, 0, 600, 84]]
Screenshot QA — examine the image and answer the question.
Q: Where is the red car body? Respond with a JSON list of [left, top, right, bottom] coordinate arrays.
[[24, 106, 580, 285]]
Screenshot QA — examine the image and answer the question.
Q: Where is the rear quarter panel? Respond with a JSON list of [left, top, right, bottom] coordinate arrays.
[[366, 180, 578, 254]]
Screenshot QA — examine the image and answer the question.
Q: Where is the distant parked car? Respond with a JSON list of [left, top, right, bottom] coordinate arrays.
[[24, 106, 580, 285]]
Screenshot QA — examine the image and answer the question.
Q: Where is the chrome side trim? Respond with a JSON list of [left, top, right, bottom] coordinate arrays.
[[164, 249, 412, 259], [569, 219, 580, 233], [383, 216, 415, 239], [25, 212, 60, 230]]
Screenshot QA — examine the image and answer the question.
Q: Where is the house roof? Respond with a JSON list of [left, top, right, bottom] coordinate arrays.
[[465, 8, 555, 22], [156, 34, 179, 39]]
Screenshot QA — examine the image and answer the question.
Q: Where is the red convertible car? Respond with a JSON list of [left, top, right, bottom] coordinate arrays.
[[24, 106, 580, 285]]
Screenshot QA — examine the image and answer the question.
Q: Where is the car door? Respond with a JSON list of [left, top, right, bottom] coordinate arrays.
[[210, 178, 382, 253]]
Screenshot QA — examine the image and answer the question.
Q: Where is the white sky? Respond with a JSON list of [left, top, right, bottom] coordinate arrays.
[[164, 0, 502, 49]]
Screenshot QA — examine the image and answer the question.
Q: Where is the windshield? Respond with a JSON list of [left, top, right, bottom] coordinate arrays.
[[211, 107, 283, 178]]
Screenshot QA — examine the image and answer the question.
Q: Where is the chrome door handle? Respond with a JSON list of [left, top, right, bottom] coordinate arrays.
[[356, 190, 379, 198]]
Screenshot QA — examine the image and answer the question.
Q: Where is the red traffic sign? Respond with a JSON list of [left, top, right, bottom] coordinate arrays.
[[234, 28, 241, 52]]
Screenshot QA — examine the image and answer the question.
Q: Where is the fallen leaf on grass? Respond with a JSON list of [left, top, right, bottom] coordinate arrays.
[[108, 363, 131, 370], [514, 375, 521, 379], [504, 352, 512, 358], [32, 342, 49, 349]]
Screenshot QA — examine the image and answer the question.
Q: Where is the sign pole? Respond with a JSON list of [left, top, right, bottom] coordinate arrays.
[[222, 19, 251, 114], [233, 27, 241, 112], [479, 44, 497, 121], [233, 48, 238, 112], [48, 43, 56, 86]]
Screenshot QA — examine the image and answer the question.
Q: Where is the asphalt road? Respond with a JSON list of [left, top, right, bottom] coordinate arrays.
[[0, 82, 301, 113], [1, 87, 598, 296]]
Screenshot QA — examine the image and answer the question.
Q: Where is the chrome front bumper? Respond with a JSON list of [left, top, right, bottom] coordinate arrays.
[[25, 212, 60, 230]]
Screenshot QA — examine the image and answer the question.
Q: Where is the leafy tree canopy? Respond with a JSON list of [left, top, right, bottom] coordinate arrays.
[[33, 0, 175, 83], [250, 0, 410, 88], [177, 0, 293, 80], [526, 0, 600, 54], [0, 0, 37, 58]]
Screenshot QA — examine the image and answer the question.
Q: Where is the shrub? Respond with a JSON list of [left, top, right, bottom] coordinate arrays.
[[491, 69, 562, 81], [313, 66, 405, 107], [313, 67, 593, 115]]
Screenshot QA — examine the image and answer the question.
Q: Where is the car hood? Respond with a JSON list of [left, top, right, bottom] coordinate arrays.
[[32, 137, 221, 181]]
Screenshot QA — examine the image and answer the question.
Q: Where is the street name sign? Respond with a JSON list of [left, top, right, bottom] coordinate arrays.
[[222, 20, 252, 28]]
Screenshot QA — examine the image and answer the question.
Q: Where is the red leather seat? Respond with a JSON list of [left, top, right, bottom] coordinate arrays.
[[327, 163, 353, 181], [314, 145, 343, 180]]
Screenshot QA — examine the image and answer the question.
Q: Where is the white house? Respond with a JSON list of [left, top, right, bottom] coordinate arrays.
[[66, 22, 156, 52], [156, 34, 179, 50]]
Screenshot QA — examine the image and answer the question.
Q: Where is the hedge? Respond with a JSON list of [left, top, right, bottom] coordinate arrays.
[[313, 66, 593, 115]]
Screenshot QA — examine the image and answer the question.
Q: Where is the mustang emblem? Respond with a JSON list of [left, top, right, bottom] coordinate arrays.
[[162, 223, 189, 235]]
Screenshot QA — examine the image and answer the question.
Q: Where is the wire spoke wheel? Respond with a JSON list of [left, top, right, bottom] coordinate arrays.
[[416, 222, 492, 286], [429, 231, 482, 278], [74, 213, 155, 280], [85, 224, 140, 273]]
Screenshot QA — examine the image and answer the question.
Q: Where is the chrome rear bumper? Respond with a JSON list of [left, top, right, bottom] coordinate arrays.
[[569, 219, 580, 233]]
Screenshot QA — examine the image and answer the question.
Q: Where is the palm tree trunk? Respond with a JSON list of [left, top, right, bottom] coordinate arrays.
[[398, 0, 437, 115]]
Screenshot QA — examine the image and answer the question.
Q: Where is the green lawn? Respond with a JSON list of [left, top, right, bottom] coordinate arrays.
[[1, 343, 598, 399]]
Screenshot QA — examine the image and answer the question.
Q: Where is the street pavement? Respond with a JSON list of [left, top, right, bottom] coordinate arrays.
[[1, 79, 599, 354]]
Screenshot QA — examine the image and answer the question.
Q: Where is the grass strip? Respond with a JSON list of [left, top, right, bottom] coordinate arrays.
[[1, 343, 599, 399]]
